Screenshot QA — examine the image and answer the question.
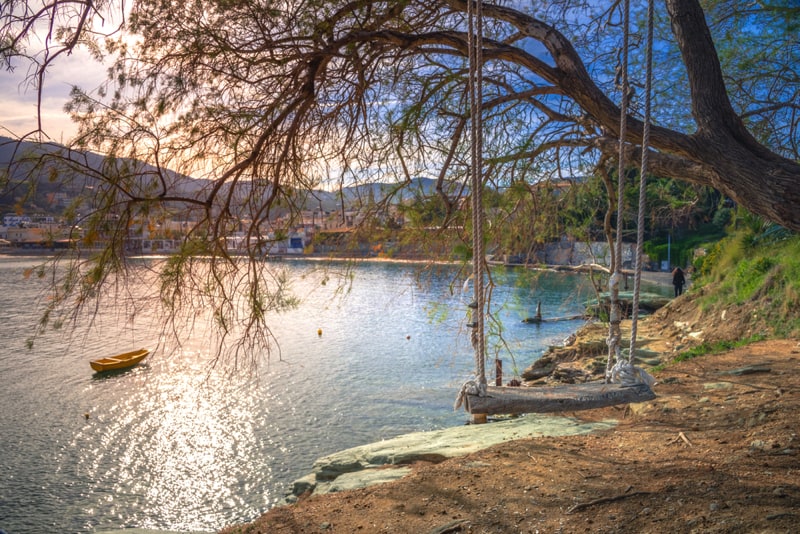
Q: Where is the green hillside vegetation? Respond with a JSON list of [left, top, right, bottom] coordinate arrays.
[[690, 211, 800, 339]]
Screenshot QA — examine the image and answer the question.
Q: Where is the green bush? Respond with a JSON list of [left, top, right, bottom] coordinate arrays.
[[712, 207, 732, 228]]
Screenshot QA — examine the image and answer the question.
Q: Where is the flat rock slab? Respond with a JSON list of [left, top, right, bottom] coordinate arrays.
[[704, 382, 735, 390], [285, 415, 616, 502], [314, 466, 414, 495], [721, 365, 772, 376]]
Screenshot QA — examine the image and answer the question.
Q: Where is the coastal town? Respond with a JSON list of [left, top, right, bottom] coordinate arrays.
[[0, 136, 681, 268], [0, 208, 655, 273], [0, 208, 369, 256]]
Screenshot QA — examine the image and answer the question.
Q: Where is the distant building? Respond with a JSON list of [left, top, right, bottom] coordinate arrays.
[[1, 225, 74, 247], [3, 214, 32, 227]]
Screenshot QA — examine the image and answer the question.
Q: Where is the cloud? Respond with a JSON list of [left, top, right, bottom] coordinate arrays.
[[0, 47, 107, 141]]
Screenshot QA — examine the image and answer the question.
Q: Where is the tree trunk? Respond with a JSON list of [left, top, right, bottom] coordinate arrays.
[[664, 0, 800, 230]]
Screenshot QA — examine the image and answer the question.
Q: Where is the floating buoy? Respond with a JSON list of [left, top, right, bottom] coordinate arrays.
[[406, 335, 411, 340], [317, 328, 323, 337]]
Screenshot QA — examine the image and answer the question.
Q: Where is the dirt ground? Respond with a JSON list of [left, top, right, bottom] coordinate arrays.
[[221, 295, 800, 534]]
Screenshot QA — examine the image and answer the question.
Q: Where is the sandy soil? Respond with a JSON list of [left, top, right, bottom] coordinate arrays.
[[221, 294, 800, 534]]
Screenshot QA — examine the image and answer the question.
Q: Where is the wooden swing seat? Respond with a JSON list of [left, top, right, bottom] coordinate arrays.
[[465, 382, 656, 415]]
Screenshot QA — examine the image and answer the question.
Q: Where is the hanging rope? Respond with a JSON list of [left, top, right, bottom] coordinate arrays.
[[609, 0, 656, 388], [627, 0, 655, 359], [605, 0, 631, 382], [455, 0, 487, 411], [471, 0, 487, 394]]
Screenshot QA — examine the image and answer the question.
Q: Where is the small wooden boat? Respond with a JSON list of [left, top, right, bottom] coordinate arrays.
[[90, 348, 150, 372]]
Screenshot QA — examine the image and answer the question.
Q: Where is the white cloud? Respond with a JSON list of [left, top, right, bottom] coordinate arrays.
[[0, 47, 107, 142]]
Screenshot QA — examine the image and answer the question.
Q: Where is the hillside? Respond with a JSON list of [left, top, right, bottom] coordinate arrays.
[[0, 135, 203, 216], [1, 135, 447, 217]]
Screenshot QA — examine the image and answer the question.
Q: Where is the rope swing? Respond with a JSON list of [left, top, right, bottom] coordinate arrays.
[[457, 0, 656, 418]]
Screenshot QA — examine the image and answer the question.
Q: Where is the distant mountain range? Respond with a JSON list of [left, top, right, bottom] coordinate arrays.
[[0, 136, 454, 215]]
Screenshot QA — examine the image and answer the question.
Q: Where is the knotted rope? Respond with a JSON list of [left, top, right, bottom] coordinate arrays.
[[605, 0, 631, 383], [609, 0, 656, 388], [456, 0, 488, 410], [627, 0, 655, 363]]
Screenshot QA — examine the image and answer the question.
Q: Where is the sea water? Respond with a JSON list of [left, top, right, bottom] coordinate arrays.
[[0, 256, 664, 533]]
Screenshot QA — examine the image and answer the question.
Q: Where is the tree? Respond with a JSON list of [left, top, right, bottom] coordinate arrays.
[[2, 0, 798, 358]]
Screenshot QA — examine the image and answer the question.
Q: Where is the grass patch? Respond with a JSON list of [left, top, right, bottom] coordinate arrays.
[[672, 334, 767, 363], [692, 229, 800, 337], [651, 334, 767, 372], [729, 256, 774, 303]]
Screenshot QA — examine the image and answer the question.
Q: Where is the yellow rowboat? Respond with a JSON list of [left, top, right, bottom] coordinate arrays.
[[90, 348, 150, 372]]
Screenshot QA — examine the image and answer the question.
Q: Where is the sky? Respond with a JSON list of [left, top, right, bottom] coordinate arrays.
[[0, 46, 107, 143]]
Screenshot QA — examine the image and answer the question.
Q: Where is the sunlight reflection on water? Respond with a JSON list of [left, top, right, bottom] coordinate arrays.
[[74, 360, 268, 531]]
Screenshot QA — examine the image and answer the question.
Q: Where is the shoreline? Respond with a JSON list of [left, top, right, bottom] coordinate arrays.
[[223, 275, 699, 532], [0, 248, 682, 286], [273, 310, 676, 510]]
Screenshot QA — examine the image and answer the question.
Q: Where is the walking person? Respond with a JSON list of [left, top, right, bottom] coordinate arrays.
[[672, 266, 686, 297]]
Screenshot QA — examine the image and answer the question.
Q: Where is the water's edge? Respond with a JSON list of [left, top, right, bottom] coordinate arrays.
[[281, 414, 618, 505]]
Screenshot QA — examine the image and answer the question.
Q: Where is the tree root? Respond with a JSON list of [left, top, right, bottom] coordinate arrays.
[[566, 491, 652, 514]]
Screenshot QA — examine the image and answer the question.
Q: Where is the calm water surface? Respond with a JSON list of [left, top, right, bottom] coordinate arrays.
[[0, 256, 663, 533]]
